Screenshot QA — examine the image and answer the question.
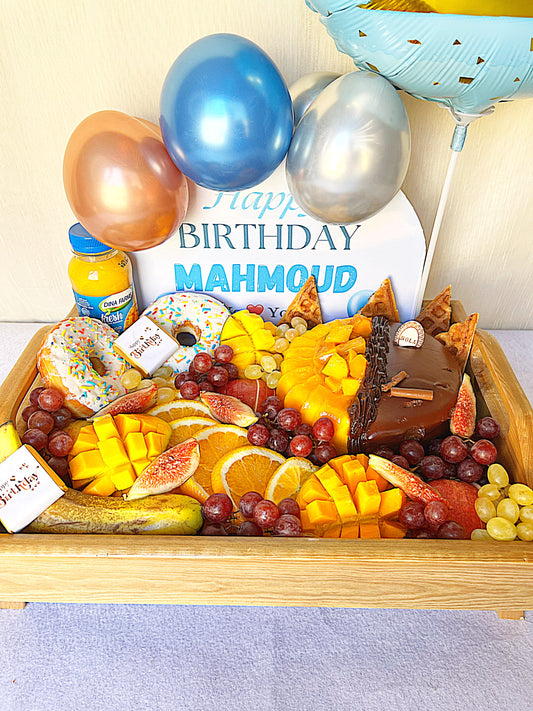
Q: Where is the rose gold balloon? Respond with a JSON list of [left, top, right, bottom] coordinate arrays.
[[63, 111, 189, 251]]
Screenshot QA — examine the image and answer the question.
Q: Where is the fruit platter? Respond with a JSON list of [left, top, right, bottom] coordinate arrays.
[[0, 286, 532, 615]]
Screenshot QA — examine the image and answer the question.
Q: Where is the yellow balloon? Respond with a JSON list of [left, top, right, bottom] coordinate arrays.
[[361, 0, 533, 17]]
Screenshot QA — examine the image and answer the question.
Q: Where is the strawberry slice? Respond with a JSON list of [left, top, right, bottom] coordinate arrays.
[[125, 438, 200, 501], [368, 455, 448, 505]]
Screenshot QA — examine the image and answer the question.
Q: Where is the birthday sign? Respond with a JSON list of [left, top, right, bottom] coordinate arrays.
[[131, 163, 425, 323]]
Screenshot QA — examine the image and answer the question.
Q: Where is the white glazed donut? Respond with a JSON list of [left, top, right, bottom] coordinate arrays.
[[141, 292, 230, 372], [37, 317, 127, 418]]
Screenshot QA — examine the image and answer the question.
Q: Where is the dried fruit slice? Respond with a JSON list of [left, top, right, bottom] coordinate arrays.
[[147, 398, 212, 422], [125, 438, 200, 501], [359, 278, 400, 322], [368, 454, 448, 505], [193, 424, 250, 495], [264, 457, 318, 504], [211, 445, 286, 506], [199, 392, 258, 427], [90, 383, 158, 419], [168, 416, 218, 447], [450, 373, 476, 438]]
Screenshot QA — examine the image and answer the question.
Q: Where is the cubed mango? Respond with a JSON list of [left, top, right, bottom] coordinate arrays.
[[93, 414, 120, 441], [69, 449, 106, 481], [354, 479, 381, 517], [97, 438, 130, 469], [306, 499, 339, 527], [124, 432, 148, 462]]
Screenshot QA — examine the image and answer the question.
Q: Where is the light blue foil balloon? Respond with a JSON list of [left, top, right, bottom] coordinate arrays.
[[160, 34, 294, 191], [286, 71, 411, 224], [306, 2, 533, 118]]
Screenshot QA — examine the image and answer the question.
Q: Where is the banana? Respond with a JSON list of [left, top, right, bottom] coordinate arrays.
[[0, 420, 22, 464], [24, 487, 203, 535]]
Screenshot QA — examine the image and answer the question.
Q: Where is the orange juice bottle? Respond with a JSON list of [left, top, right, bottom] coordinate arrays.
[[68, 223, 138, 334]]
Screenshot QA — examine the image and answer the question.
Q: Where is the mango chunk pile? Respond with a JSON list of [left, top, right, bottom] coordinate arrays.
[[68, 414, 171, 496], [296, 454, 407, 539], [219, 309, 278, 375]]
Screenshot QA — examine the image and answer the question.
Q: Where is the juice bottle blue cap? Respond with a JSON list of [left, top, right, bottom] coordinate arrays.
[[69, 223, 113, 254]]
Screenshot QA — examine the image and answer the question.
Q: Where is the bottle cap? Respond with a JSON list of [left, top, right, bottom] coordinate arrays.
[[69, 223, 112, 254]]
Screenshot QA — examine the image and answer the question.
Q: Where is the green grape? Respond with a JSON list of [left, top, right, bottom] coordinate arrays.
[[519, 505, 533, 523], [244, 365, 263, 380], [290, 317, 307, 329], [486, 517, 517, 541], [471, 528, 492, 541], [508, 483, 533, 506], [474, 496, 496, 523], [497, 498, 520, 523], [285, 328, 298, 342], [487, 463, 509, 488], [276, 324, 289, 337], [260, 354, 277, 373], [153, 365, 173, 379], [477, 483, 501, 502], [516, 522, 533, 541]]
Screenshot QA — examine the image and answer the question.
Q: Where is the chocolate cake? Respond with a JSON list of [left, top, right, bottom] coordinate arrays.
[[348, 316, 462, 453]]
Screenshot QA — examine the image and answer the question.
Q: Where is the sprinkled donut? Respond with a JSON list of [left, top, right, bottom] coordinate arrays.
[[142, 292, 230, 372], [37, 317, 127, 418]]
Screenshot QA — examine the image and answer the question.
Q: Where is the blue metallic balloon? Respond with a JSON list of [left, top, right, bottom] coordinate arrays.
[[160, 34, 294, 191], [306, 2, 533, 118]]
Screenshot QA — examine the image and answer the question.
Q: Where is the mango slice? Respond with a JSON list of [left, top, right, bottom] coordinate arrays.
[[219, 310, 280, 377], [296, 454, 407, 539], [68, 414, 171, 496]]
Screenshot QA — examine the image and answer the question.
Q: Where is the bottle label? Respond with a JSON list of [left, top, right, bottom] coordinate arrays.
[[73, 286, 138, 334]]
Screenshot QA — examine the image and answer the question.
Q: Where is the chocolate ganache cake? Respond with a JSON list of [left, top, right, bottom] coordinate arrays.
[[348, 316, 462, 454]]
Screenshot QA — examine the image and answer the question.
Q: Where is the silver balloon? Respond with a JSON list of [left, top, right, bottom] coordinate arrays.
[[290, 71, 341, 126], [286, 71, 411, 225]]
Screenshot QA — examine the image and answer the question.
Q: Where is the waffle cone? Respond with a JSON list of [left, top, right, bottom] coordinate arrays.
[[415, 285, 452, 336], [359, 278, 400, 323], [278, 276, 323, 328], [435, 313, 479, 371]]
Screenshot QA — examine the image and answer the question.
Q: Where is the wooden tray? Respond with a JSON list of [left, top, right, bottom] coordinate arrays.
[[1, 302, 532, 617]]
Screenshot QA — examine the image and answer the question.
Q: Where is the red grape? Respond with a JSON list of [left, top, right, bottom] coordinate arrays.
[[214, 345, 234, 363], [203, 493, 233, 522], [391, 455, 410, 470], [21, 405, 39, 422], [427, 439, 444, 456], [414, 529, 433, 539], [267, 428, 290, 454], [272, 514, 303, 537], [247, 423, 270, 446], [47, 431, 73, 457], [437, 521, 467, 539], [277, 498, 300, 518], [207, 366, 229, 387], [470, 439, 498, 466], [21, 428, 48, 450], [440, 436, 468, 464], [198, 381, 216, 393], [53, 407, 72, 429], [239, 491, 264, 519], [174, 372, 197, 388], [27, 410, 55, 434], [399, 501, 426, 529], [260, 395, 283, 419], [180, 380, 200, 399], [289, 434, 313, 457], [294, 423, 314, 438], [201, 522, 228, 535], [456, 456, 484, 483], [419, 455, 445, 480], [373, 446, 395, 460], [222, 363, 239, 381], [29, 387, 45, 407], [277, 408, 302, 432], [237, 521, 263, 536], [192, 353, 213, 373], [475, 417, 500, 440], [47, 456, 69, 480], [37, 388, 64, 412], [253, 499, 279, 529], [312, 417, 335, 442], [399, 440, 425, 466], [444, 462, 457, 478], [424, 500, 449, 527], [314, 443, 337, 464]]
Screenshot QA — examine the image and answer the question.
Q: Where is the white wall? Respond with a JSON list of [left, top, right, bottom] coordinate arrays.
[[1, 0, 532, 327]]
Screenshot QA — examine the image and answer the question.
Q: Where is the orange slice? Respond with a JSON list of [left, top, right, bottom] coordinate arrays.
[[168, 416, 218, 447], [264, 457, 318, 504], [211, 445, 286, 506], [193, 424, 250, 495], [147, 399, 212, 422]]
